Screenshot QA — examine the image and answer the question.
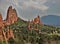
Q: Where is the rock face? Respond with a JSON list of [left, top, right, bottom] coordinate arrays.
[[0, 6, 18, 41], [5, 6, 18, 25], [34, 15, 40, 24], [33, 15, 43, 24], [28, 15, 43, 30], [0, 13, 4, 28], [6, 29, 14, 40], [0, 13, 4, 40]]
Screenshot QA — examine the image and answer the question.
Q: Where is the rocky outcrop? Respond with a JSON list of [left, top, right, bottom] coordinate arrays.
[[0, 13, 4, 40], [6, 29, 14, 40], [0, 13, 4, 29], [0, 6, 18, 41], [5, 6, 18, 25], [33, 15, 43, 25], [0, 6, 44, 42], [28, 15, 43, 30], [33, 15, 40, 24]]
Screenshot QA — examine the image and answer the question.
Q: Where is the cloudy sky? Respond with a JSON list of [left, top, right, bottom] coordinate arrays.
[[0, 0, 60, 20]]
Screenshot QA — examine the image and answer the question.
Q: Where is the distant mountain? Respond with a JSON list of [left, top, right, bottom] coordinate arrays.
[[41, 15, 60, 27]]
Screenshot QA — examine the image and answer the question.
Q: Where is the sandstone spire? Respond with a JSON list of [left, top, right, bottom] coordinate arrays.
[[0, 6, 18, 44], [5, 6, 18, 25], [0, 13, 4, 41], [28, 15, 43, 30], [33, 15, 40, 24]]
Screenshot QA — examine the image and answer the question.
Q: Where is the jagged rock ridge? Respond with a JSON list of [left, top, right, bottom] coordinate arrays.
[[0, 6, 18, 42]]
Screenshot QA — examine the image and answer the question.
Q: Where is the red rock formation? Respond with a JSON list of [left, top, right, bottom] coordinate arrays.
[[0, 6, 18, 41], [0, 13, 4, 40], [0, 13, 4, 28], [33, 15, 40, 24], [5, 6, 18, 25], [6, 29, 14, 40], [28, 21, 32, 30], [28, 15, 43, 30]]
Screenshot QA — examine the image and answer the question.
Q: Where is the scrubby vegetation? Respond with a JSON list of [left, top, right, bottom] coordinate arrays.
[[3, 18, 60, 44]]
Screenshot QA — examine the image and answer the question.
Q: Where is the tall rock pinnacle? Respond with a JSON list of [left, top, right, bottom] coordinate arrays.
[[5, 6, 18, 25], [0, 6, 18, 42]]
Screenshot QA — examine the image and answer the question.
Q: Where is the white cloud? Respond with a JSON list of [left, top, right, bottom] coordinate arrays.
[[2, 0, 60, 20], [12, 0, 48, 11]]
